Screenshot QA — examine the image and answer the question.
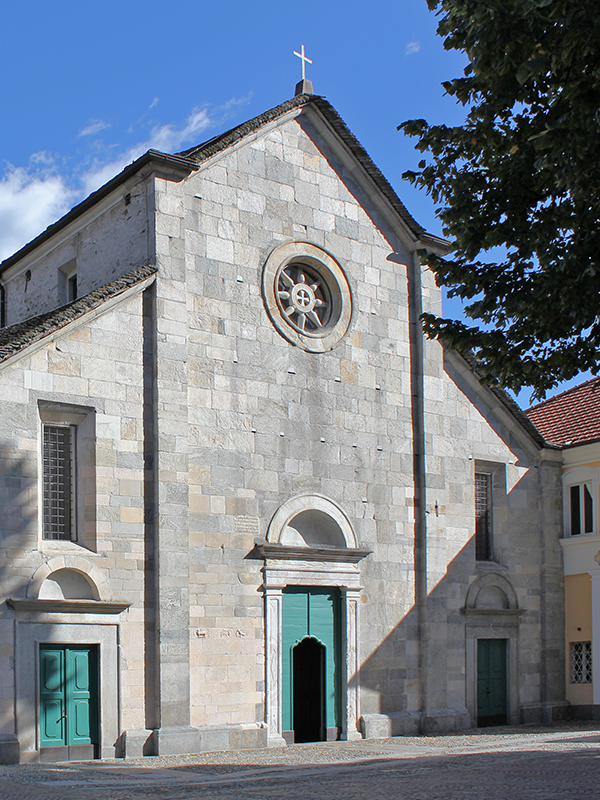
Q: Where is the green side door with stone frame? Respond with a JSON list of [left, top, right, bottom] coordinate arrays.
[[281, 588, 342, 742], [477, 638, 508, 727], [39, 645, 99, 755]]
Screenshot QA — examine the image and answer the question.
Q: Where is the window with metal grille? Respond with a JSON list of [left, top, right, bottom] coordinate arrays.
[[571, 641, 592, 684], [475, 472, 492, 560], [570, 483, 593, 535], [42, 424, 75, 540]]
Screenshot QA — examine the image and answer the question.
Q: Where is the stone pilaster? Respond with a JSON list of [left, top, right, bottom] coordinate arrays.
[[341, 588, 362, 740], [264, 587, 286, 747], [151, 176, 197, 754]]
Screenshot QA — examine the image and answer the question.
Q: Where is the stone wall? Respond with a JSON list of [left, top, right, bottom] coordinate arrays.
[[0, 100, 567, 759], [2, 178, 149, 326], [154, 113, 416, 730], [0, 289, 150, 753]]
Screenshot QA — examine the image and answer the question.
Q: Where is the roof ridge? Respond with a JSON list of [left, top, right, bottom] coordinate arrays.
[[526, 375, 600, 413], [310, 97, 426, 238], [1, 93, 440, 277], [177, 94, 314, 160]]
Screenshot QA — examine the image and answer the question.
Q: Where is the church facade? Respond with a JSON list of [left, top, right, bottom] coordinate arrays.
[[0, 92, 567, 763]]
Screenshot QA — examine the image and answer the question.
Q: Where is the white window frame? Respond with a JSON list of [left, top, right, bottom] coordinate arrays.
[[564, 467, 598, 537]]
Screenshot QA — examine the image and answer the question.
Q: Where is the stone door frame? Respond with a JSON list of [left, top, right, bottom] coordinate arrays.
[[263, 563, 363, 746], [260, 495, 369, 746], [14, 618, 120, 761], [464, 616, 522, 727]]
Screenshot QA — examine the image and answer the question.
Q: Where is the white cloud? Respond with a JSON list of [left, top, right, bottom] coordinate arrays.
[[405, 40, 421, 56], [0, 95, 251, 260], [30, 151, 56, 165], [148, 107, 212, 152], [127, 97, 160, 134], [80, 106, 214, 195], [0, 167, 73, 260], [78, 120, 111, 137]]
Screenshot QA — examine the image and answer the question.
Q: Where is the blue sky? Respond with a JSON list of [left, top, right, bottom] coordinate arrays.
[[0, 0, 586, 405]]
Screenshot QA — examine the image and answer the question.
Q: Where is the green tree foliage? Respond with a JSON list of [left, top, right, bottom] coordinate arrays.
[[400, 0, 600, 397]]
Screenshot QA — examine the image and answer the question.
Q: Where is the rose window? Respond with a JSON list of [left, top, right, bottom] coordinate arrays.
[[262, 242, 352, 353], [276, 263, 332, 335]]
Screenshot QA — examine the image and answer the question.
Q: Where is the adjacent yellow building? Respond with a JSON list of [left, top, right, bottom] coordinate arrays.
[[528, 379, 600, 714]]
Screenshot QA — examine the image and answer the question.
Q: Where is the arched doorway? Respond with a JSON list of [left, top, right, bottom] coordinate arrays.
[[261, 494, 369, 746], [282, 588, 341, 743], [464, 572, 522, 727], [292, 637, 326, 742]]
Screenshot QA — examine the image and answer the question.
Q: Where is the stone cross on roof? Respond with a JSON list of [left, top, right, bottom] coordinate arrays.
[[293, 44, 314, 96]]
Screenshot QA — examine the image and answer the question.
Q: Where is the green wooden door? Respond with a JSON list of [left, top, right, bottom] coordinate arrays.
[[282, 588, 341, 742], [477, 638, 508, 727], [39, 645, 98, 759], [39, 647, 67, 748]]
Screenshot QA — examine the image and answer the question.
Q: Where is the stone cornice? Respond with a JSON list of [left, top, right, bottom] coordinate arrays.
[[256, 543, 371, 563], [6, 599, 131, 614], [461, 608, 525, 617]]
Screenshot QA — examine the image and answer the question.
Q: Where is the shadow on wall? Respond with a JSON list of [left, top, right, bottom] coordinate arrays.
[[0, 442, 39, 596], [351, 463, 565, 736], [0, 444, 41, 763]]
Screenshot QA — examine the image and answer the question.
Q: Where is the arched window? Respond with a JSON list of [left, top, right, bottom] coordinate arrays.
[[266, 494, 357, 550], [39, 568, 98, 600]]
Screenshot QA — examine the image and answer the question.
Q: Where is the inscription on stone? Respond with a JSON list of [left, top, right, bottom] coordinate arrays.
[[234, 516, 260, 534]]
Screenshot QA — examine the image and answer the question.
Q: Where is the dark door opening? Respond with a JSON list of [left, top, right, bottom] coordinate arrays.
[[292, 637, 326, 743], [477, 638, 508, 727]]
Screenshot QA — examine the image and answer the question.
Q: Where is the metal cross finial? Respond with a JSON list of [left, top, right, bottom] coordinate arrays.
[[293, 45, 313, 81]]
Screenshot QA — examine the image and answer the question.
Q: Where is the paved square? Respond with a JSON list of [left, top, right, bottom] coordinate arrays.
[[1, 724, 599, 800]]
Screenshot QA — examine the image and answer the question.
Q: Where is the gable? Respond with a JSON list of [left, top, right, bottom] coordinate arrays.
[[179, 111, 415, 261], [179, 95, 443, 251]]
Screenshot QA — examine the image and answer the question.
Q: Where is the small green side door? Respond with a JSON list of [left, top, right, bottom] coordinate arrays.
[[477, 638, 508, 727], [39, 645, 98, 757]]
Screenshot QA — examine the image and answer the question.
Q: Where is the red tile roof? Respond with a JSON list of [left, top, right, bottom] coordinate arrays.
[[526, 377, 600, 447]]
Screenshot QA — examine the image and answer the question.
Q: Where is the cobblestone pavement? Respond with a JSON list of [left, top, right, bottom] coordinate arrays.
[[2, 723, 600, 800]]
